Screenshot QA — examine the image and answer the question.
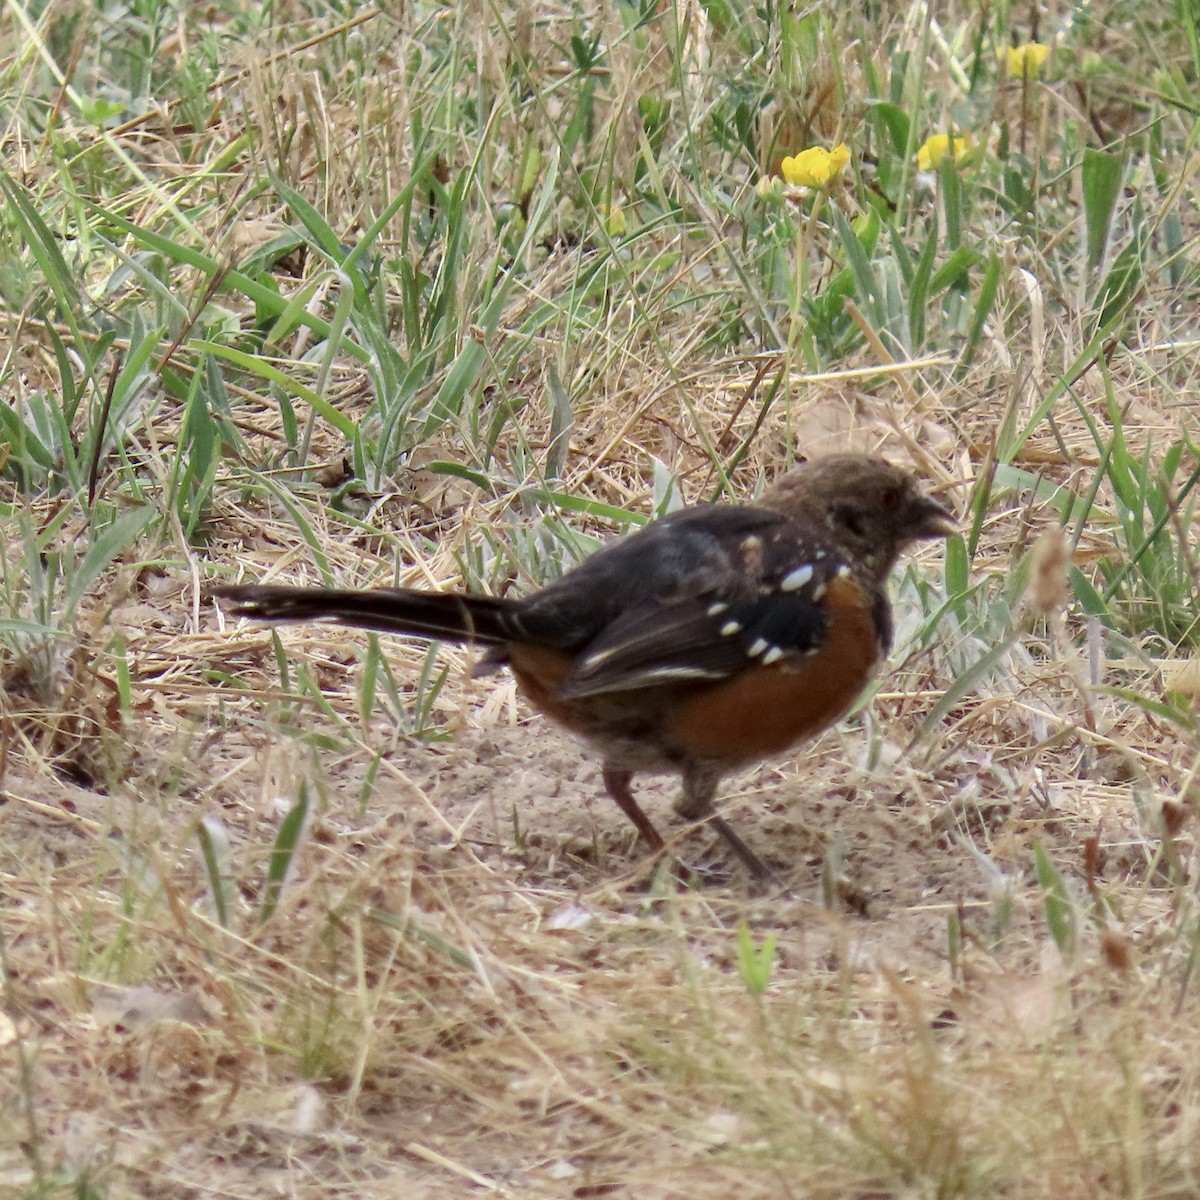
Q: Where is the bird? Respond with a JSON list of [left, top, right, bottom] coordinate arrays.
[[212, 454, 954, 881]]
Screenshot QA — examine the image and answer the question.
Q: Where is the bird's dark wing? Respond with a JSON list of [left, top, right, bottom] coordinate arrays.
[[505, 503, 858, 698], [554, 587, 838, 697]]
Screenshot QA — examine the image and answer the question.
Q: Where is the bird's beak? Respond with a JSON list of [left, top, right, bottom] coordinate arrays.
[[911, 494, 958, 540]]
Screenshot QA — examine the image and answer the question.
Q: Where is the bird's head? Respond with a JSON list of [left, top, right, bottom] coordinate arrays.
[[763, 454, 956, 578]]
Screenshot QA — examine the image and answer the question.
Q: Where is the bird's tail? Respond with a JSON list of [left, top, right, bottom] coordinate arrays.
[[211, 584, 516, 646]]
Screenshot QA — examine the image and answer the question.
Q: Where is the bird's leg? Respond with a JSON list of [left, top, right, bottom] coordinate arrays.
[[601, 765, 666, 853], [603, 765, 711, 886], [677, 764, 772, 883]]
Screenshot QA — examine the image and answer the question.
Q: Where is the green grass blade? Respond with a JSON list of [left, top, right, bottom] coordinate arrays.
[[63, 506, 157, 618], [259, 784, 310, 925], [191, 340, 357, 438], [1032, 840, 1078, 961], [86, 203, 368, 363], [197, 817, 232, 929], [1081, 148, 1123, 272]]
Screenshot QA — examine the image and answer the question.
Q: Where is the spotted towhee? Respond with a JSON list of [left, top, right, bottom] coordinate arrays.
[[214, 455, 954, 880]]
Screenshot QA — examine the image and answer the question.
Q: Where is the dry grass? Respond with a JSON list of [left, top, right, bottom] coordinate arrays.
[[5, 0, 1200, 1195]]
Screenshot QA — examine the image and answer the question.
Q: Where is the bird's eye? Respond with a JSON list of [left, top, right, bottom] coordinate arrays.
[[881, 486, 902, 511]]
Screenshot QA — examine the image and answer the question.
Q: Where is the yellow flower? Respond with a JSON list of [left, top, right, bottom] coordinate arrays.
[[1003, 42, 1050, 80], [916, 132, 974, 171], [600, 203, 627, 238], [780, 143, 851, 189]]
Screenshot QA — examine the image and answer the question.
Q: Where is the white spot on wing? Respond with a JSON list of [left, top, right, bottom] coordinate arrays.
[[720, 620, 741, 636], [780, 564, 814, 592], [747, 637, 769, 657], [761, 646, 784, 665], [707, 601, 729, 617]]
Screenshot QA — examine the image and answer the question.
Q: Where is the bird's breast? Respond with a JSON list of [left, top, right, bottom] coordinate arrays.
[[664, 574, 884, 763]]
